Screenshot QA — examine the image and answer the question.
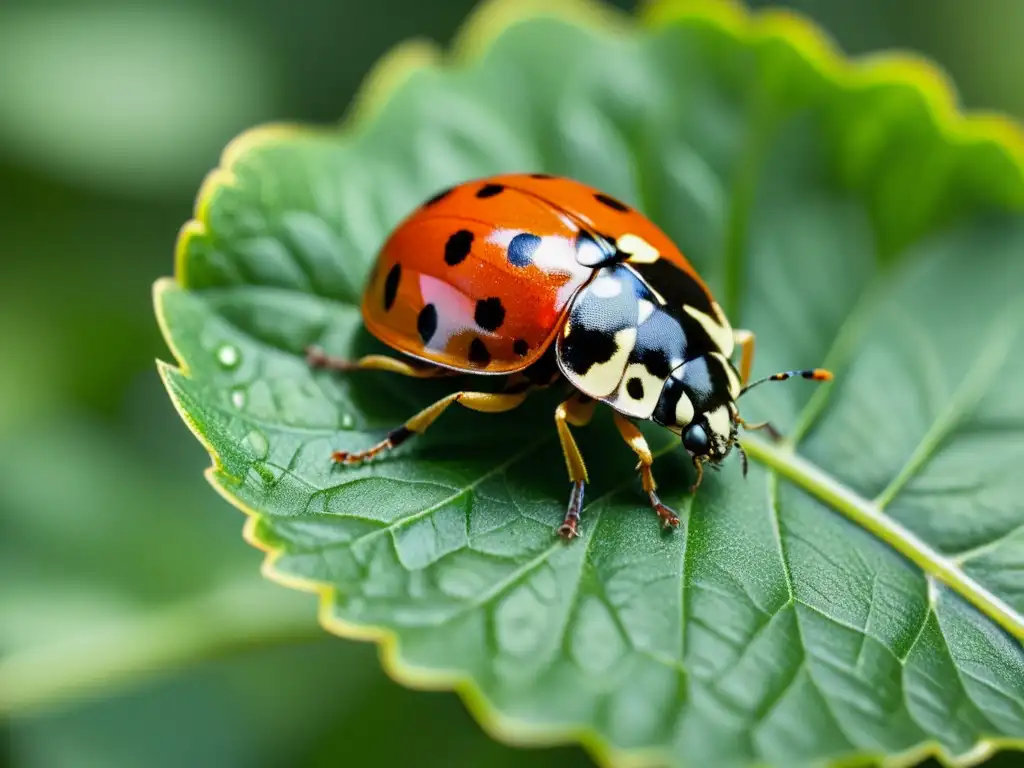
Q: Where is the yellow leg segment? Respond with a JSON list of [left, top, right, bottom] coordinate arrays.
[[555, 395, 596, 484], [690, 458, 705, 493], [733, 328, 755, 387], [612, 414, 681, 529], [736, 417, 782, 442], [332, 390, 528, 465], [307, 345, 453, 379], [554, 394, 597, 540]]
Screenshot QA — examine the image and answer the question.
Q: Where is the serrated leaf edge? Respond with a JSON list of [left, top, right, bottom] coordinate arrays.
[[153, 0, 1024, 766]]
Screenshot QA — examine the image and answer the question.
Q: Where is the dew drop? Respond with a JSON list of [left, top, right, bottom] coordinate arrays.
[[340, 413, 355, 429], [245, 430, 269, 460], [216, 344, 240, 369], [230, 388, 246, 409]]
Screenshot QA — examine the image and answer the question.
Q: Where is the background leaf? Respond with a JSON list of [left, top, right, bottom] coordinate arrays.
[[155, 1, 1024, 766]]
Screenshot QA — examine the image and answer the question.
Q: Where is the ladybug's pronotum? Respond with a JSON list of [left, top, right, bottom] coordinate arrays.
[[306, 174, 832, 539]]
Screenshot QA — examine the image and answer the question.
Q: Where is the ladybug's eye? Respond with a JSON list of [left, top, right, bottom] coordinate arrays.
[[683, 423, 710, 455]]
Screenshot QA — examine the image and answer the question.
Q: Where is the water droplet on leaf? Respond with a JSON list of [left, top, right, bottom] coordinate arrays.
[[340, 413, 355, 429], [216, 343, 240, 369], [245, 430, 269, 460], [230, 388, 246, 408]]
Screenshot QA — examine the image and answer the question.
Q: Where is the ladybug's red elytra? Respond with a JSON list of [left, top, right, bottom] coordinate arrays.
[[306, 173, 832, 539]]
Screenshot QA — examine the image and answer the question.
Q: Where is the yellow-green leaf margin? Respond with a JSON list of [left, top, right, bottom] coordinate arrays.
[[153, 1, 1024, 766]]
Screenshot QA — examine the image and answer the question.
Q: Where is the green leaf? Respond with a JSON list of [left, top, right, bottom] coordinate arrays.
[[154, 0, 1024, 766]]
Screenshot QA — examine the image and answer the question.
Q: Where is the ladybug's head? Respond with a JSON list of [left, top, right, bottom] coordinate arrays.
[[654, 357, 834, 478], [652, 355, 740, 468]]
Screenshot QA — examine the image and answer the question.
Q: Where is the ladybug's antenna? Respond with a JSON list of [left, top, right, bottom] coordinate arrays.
[[738, 368, 833, 398]]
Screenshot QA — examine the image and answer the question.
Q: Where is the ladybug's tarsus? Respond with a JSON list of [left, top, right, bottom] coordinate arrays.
[[558, 480, 586, 540], [650, 490, 680, 529], [331, 426, 414, 465]]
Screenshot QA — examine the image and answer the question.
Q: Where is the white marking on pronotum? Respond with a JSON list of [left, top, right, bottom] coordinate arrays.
[[674, 387, 695, 427], [616, 233, 660, 264], [573, 328, 636, 398], [685, 302, 735, 358], [589, 275, 623, 299], [706, 405, 732, 442], [637, 299, 656, 324]]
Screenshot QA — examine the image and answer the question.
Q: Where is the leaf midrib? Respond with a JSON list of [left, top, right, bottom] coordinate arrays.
[[742, 434, 1024, 641], [875, 302, 1024, 508]]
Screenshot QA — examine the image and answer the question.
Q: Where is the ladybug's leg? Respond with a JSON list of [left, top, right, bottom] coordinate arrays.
[[736, 417, 783, 442], [611, 413, 681, 530], [733, 328, 755, 387], [306, 346, 454, 379], [331, 390, 527, 465], [554, 394, 597, 540]]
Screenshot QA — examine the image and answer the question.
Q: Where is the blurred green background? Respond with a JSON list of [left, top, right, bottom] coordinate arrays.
[[1, 1, 1022, 766]]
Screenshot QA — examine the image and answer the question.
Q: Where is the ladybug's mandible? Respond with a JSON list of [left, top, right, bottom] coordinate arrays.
[[307, 173, 832, 539]]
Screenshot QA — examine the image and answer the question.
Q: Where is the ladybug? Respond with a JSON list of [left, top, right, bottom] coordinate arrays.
[[306, 173, 832, 539]]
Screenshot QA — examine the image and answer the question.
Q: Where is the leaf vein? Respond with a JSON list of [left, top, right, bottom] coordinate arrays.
[[875, 304, 1023, 508]]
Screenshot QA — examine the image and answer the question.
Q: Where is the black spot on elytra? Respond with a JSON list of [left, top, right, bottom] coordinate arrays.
[[474, 297, 505, 331], [468, 337, 491, 366], [417, 304, 437, 344], [383, 263, 401, 311], [476, 183, 505, 198], [507, 232, 541, 267], [444, 230, 474, 266], [530, 173, 555, 179], [423, 186, 453, 207], [559, 326, 618, 376], [595, 193, 629, 212], [626, 377, 644, 400], [513, 338, 529, 356]]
